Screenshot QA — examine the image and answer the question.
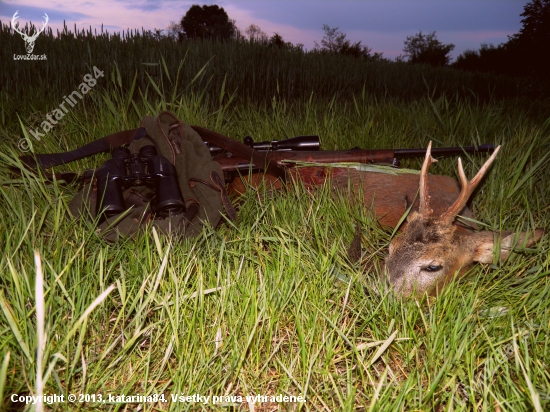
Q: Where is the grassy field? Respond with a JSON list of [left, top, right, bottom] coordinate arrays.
[[1, 26, 549, 411], [0, 18, 537, 126]]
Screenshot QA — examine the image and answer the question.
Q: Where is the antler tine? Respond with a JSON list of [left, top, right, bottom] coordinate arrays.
[[419, 141, 438, 217], [11, 10, 19, 26], [441, 145, 501, 224], [11, 10, 24, 36], [41, 13, 49, 30], [28, 13, 49, 40]]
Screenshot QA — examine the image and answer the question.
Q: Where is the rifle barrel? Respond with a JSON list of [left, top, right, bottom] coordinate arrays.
[[214, 148, 396, 172], [394, 143, 495, 158], [213, 144, 496, 173]]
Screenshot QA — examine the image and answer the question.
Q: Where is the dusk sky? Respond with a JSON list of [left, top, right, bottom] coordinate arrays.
[[1, 0, 527, 60]]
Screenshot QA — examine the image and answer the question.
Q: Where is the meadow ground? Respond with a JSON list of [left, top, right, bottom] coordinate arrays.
[[0, 28, 549, 411]]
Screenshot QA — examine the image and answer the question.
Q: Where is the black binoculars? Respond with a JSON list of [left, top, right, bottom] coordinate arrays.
[[96, 145, 185, 220]]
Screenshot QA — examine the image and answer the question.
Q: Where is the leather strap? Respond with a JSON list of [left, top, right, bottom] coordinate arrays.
[[19, 128, 142, 170], [18, 125, 284, 185], [191, 126, 285, 180]]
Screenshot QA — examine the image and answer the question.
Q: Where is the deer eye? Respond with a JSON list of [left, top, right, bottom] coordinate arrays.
[[424, 264, 442, 272]]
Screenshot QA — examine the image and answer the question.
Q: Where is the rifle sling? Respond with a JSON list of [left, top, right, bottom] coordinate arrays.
[[191, 126, 285, 180], [18, 125, 284, 182], [20, 128, 142, 170]]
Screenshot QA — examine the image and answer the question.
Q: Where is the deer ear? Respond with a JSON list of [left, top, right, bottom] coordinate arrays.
[[473, 229, 544, 264]]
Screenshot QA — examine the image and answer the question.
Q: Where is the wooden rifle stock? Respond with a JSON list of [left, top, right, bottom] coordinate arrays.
[[212, 143, 495, 194], [213, 143, 495, 173], [213, 148, 396, 173]]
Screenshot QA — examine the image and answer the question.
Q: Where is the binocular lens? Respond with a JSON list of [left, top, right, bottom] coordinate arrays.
[[112, 147, 131, 159], [139, 145, 157, 158], [102, 199, 125, 218], [97, 144, 185, 221], [155, 173, 185, 217], [156, 199, 185, 217]]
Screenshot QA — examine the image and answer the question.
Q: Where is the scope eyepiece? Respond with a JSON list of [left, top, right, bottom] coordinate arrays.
[[243, 136, 254, 147]]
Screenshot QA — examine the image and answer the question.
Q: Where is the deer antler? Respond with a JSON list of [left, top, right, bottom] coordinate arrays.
[[11, 10, 26, 37], [419, 141, 438, 217], [35, 13, 49, 38], [11, 11, 48, 40], [440, 145, 501, 224], [27, 13, 48, 41]]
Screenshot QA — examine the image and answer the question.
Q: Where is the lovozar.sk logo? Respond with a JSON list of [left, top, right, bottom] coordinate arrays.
[[12, 10, 48, 60]]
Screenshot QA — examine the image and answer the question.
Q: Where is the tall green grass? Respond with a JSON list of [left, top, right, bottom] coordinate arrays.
[[1, 20, 535, 128], [0, 30, 549, 411]]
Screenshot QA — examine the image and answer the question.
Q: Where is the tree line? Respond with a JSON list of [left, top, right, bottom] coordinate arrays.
[[454, 0, 549, 79], [159, 1, 549, 81]]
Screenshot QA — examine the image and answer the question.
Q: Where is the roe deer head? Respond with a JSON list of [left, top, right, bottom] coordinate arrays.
[[385, 142, 544, 297]]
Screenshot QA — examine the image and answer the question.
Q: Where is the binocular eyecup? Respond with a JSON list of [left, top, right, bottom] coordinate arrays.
[[96, 145, 185, 220]]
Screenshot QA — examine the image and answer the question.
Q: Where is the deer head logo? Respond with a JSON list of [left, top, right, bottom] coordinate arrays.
[[12, 11, 49, 54]]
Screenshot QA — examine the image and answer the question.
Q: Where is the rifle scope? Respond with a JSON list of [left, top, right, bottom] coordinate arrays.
[[207, 135, 320, 155], [243, 135, 320, 151]]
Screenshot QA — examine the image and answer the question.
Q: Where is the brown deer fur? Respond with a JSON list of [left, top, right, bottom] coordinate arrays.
[[231, 164, 475, 227], [327, 169, 475, 228], [286, 145, 543, 297], [384, 143, 544, 297], [229, 145, 544, 297]]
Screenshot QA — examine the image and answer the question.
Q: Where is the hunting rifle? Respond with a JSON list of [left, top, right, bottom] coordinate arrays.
[[17, 124, 495, 192], [201, 132, 496, 188]]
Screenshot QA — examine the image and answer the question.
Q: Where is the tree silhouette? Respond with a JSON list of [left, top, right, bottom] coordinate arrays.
[[269, 33, 291, 49], [513, 0, 550, 44], [454, 43, 507, 74], [245, 24, 267, 42], [180, 5, 236, 40], [454, 0, 549, 80], [315, 25, 374, 59], [506, 0, 549, 77], [403, 31, 455, 66], [166, 21, 183, 40]]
